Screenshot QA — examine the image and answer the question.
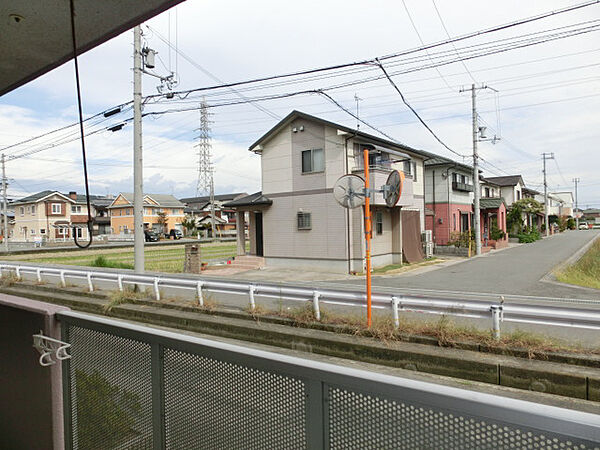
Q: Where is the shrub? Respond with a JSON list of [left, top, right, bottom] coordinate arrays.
[[91, 255, 134, 270], [447, 230, 474, 248], [567, 217, 576, 230], [490, 226, 505, 241]]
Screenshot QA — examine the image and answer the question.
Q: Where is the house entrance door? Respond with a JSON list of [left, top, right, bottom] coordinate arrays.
[[255, 212, 263, 257]]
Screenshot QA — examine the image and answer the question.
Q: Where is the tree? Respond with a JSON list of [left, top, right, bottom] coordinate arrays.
[[181, 215, 197, 236], [507, 198, 543, 233], [156, 210, 169, 234]]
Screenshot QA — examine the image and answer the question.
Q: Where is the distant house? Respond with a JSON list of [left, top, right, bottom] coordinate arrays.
[[224, 110, 429, 273], [108, 193, 185, 235], [179, 192, 247, 234], [483, 175, 525, 206], [424, 156, 507, 248], [10, 190, 112, 242], [550, 192, 574, 217]]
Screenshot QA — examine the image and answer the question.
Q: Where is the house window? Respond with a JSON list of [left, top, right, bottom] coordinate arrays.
[[453, 214, 456, 231], [31, 229, 36, 235], [375, 211, 383, 235], [20, 207, 24, 216], [71, 205, 82, 214], [301, 149, 324, 173], [461, 174, 466, 184], [59, 228, 66, 236], [452, 173, 458, 183], [403, 160, 412, 176], [412, 162, 417, 182], [51, 203, 61, 214], [40, 229, 46, 235], [76, 228, 83, 238], [297, 212, 312, 230], [485, 187, 490, 197], [31, 205, 36, 214]]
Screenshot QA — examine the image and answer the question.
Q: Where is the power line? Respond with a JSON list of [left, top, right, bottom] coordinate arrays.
[[376, 59, 463, 157]]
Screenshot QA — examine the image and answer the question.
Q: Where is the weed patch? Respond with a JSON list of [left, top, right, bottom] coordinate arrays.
[[91, 256, 134, 270], [0, 272, 20, 287], [104, 289, 144, 312]]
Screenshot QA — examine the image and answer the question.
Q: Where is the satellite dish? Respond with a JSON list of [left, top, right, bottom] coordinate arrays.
[[383, 170, 404, 207], [333, 174, 365, 209]]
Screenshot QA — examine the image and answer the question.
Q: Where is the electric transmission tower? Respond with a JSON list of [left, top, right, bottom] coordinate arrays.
[[195, 99, 216, 237]]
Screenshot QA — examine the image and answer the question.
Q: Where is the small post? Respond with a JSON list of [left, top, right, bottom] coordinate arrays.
[[87, 272, 94, 292], [60, 270, 66, 287], [36, 268, 42, 283], [154, 277, 160, 301], [491, 305, 503, 341], [249, 285, 256, 311], [15, 266, 21, 280], [117, 274, 124, 292], [391, 296, 401, 329], [312, 291, 321, 321], [196, 281, 204, 307]]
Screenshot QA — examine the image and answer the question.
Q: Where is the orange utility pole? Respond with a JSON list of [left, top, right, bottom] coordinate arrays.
[[363, 148, 372, 327]]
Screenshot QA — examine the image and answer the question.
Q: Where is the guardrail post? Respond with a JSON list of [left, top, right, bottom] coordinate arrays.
[[391, 296, 401, 329], [87, 272, 94, 292], [312, 291, 321, 321], [491, 305, 503, 341], [36, 268, 42, 283], [15, 266, 21, 280], [60, 270, 66, 287], [196, 281, 204, 307], [249, 285, 256, 311], [154, 278, 161, 301], [117, 274, 124, 292]]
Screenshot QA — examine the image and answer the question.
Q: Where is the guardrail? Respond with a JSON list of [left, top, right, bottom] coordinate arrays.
[[1, 262, 600, 340]]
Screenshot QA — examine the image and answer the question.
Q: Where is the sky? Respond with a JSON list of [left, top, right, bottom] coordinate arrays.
[[1, 0, 599, 208]]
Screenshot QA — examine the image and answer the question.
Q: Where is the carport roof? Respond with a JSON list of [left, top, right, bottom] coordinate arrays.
[[0, 0, 184, 96], [223, 192, 272, 208]]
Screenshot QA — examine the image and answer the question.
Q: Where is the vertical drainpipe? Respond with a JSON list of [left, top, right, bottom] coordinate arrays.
[[344, 133, 356, 274], [432, 170, 436, 243]]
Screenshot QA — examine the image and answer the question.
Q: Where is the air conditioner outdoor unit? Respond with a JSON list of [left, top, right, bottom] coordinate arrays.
[[422, 230, 432, 243]]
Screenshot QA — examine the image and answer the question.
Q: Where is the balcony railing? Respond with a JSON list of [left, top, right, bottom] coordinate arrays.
[[452, 181, 474, 192]]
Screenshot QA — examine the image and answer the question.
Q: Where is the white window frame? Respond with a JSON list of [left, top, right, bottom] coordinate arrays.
[[40, 229, 46, 235], [51, 203, 61, 214], [375, 211, 383, 235], [31, 229, 36, 235], [301, 148, 324, 174], [20, 206, 24, 216], [297, 212, 312, 230], [71, 205, 82, 214], [58, 228, 67, 236]]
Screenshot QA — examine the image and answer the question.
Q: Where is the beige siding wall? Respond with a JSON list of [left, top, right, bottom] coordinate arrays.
[[263, 193, 347, 260], [261, 130, 293, 195], [290, 119, 327, 192]]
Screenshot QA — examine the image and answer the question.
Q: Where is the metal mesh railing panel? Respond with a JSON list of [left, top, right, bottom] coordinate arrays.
[[68, 325, 153, 450], [163, 347, 307, 449], [327, 386, 596, 449]]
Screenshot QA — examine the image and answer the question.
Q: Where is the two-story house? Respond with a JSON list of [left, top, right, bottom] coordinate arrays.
[[550, 192, 574, 217], [180, 192, 248, 234], [424, 156, 475, 245], [11, 191, 112, 242], [108, 193, 185, 235], [225, 110, 429, 274], [425, 156, 507, 248]]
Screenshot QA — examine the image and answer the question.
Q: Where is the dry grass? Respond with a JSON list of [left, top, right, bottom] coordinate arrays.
[[0, 272, 20, 287], [195, 293, 218, 312], [104, 289, 145, 312], [556, 238, 600, 289]]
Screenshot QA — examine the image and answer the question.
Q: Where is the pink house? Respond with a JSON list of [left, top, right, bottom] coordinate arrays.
[[425, 156, 508, 249]]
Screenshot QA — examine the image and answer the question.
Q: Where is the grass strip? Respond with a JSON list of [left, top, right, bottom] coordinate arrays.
[[556, 238, 600, 289]]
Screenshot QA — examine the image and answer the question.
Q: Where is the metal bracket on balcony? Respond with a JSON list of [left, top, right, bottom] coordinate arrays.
[[32, 331, 71, 367]]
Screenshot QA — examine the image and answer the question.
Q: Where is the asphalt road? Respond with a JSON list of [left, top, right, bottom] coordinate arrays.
[[330, 230, 600, 301]]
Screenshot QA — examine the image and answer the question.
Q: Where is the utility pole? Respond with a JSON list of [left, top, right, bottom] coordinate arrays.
[[459, 83, 500, 255], [542, 152, 554, 237], [133, 25, 144, 272], [2, 154, 8, 253], [573, 177, 580, 229]]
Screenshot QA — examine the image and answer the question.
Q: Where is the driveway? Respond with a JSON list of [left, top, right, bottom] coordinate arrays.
[[330, 230, 600, 300]]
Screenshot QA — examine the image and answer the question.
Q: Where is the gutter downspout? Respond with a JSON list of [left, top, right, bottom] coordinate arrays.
[[432, 170, 436, 243], [344, 133, 357, 274]]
